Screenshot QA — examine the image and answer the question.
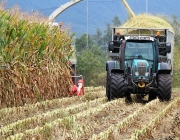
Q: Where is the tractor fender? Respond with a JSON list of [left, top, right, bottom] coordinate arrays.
[[156, 63, 172, 84], [106, 61, 115, 76], [157, 62, 171, 75], [106, 61, 124, 76], [111, 69, 124, 74]]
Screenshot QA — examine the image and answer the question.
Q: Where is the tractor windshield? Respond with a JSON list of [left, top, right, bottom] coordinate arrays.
[[125, 42, 154, 61]]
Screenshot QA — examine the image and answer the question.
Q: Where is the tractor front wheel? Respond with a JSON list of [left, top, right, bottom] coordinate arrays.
[[106, 70, 111, 101], [157, 74, 172, 101], [110, 73, 124, 99]]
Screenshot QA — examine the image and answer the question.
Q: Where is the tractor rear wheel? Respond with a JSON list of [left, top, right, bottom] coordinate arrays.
[[110, 73, 124, 99], [157, 74, 172, 101]]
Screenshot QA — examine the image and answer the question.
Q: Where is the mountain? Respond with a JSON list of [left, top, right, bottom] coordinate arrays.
[[4, 0, 180, 36]]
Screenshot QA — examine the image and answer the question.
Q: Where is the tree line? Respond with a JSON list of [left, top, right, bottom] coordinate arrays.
[[74, 16, 121, 86]]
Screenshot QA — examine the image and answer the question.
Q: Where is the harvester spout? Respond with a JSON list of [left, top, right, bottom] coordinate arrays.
[[121, 0, 135, 18]]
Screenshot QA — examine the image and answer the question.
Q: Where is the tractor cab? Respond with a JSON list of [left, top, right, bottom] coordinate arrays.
[[124, 39, 154, 77], [122, 38, 156, 95]]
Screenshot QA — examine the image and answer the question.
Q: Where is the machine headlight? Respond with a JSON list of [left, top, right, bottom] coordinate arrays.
[[145, 72, 149, 76], [135, 72, 139, 76]]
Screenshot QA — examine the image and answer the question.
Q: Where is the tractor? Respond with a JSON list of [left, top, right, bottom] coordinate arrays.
[[106, 27, 174, 102]]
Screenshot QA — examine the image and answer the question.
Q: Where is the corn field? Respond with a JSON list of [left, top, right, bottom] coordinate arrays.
[[0, 6, 74, 108], [0, 87, 179, 140]]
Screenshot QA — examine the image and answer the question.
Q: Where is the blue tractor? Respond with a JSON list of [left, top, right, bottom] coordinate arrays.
[[106, 27, 174, 102]]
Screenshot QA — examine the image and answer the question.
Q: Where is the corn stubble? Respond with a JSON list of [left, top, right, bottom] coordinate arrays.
[[0, 97, 106, 139], [0, 90, 105, 127], [3, 91, 180, 140]]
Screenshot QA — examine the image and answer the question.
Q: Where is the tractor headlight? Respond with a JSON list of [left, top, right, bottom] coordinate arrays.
[[145, 72, 149, 76], [135, 72, 139, 76]]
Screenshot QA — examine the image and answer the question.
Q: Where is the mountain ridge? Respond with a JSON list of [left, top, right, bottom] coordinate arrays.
[[4, 0, 180, 36]]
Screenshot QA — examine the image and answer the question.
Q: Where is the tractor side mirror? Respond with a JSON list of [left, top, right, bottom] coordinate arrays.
[[108, 41, 115, 51], [108, 41, 121, 51], [166, 43, 171, 53]]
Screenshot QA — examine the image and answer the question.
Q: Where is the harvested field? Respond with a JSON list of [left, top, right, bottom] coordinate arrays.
[[0, 87, 179, 140]]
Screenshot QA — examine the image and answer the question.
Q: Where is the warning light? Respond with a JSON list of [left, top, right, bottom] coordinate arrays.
[[116, 31, 120, 35]]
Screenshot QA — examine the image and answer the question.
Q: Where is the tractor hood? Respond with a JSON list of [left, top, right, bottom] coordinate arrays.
[[132, 59, 150, 78]]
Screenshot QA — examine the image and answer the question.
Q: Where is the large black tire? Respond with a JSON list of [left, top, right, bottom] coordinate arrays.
[[110, 73, 124, 99], [157, 74, 172, 101]]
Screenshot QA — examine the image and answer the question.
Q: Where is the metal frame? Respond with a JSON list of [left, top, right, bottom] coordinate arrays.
[[48, 0, 83, 21]]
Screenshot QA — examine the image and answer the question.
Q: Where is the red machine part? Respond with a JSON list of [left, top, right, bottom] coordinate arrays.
[[76, 79, 84, 96], [69, 79, 84, 96]]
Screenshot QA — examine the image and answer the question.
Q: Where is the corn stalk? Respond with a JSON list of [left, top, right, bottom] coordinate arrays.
[[0, 9, 73, 108]]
